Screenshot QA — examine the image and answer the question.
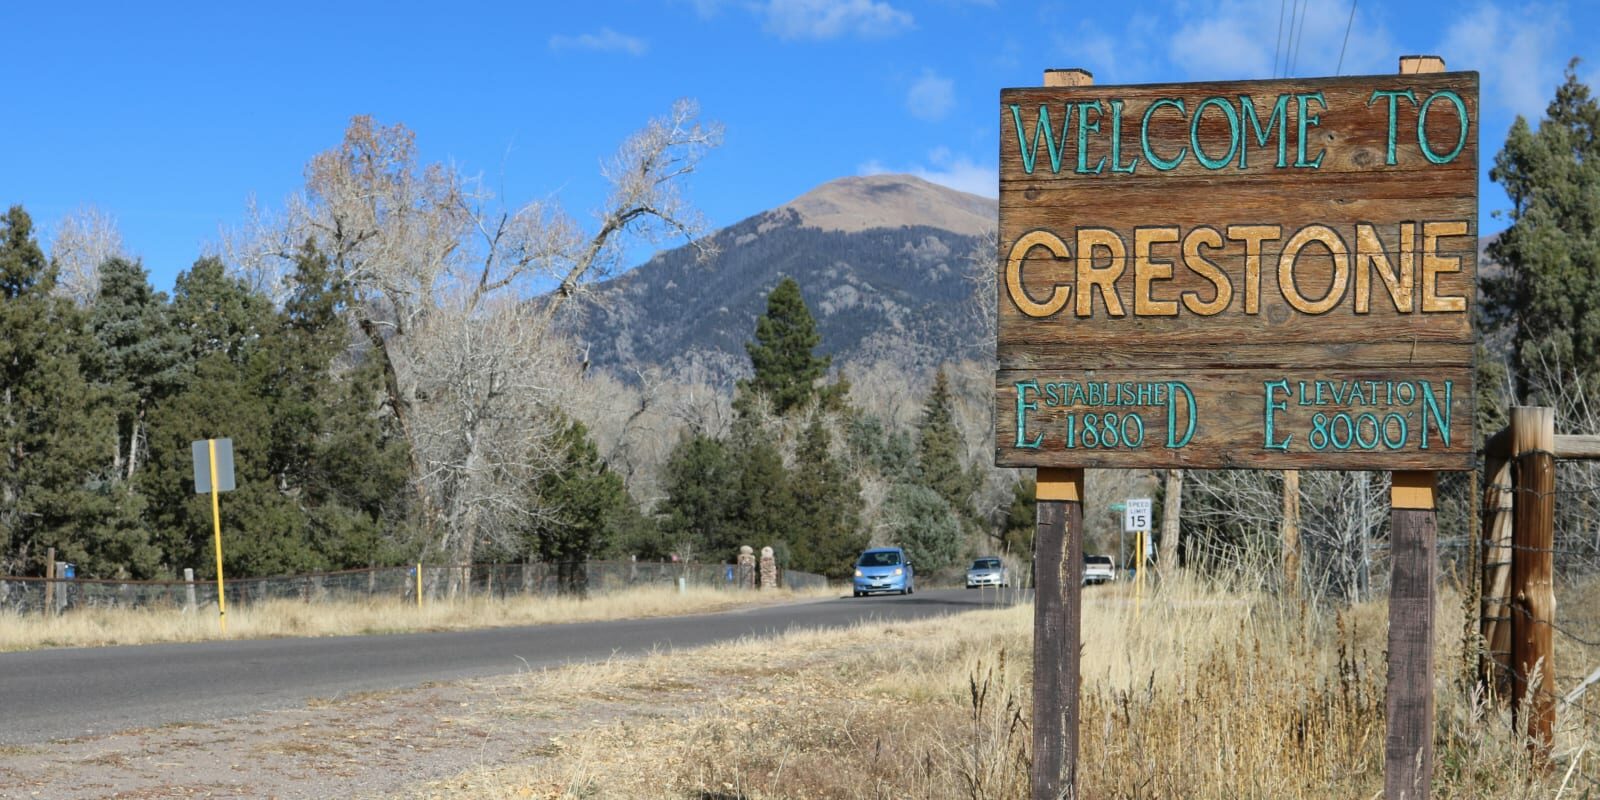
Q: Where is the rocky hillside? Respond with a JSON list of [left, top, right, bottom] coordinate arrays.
[[557, 174, 998, 382]]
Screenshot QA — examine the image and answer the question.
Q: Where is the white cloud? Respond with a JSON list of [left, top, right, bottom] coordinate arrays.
[[860, 148, 997, 198], [548, 28, 649, 56], [1052, 20, 1130, 82], [907, 70, 955, 121], [1170, 13, 1274, 79], [1439, 3, 1562, 119], [1166, 0, 1396, 81], [762, 0, 914, 40]]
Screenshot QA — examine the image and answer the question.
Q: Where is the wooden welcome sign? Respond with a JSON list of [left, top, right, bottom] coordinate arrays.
[[995, 72, 1479, 471]]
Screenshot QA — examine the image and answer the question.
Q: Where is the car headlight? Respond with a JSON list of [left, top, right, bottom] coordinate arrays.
[[893, 567, 903, 576], [854, 569, 863, 578]]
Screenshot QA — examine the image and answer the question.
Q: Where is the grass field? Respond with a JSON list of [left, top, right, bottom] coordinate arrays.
[[0, 585, 831, 652], [417, 577, 1600, 799]]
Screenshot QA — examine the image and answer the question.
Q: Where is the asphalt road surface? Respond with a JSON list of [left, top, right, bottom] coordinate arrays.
[[0, 587, 1021, 744]]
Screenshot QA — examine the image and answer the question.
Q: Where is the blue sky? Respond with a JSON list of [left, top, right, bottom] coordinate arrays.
[[4, 0, 1595, 292]]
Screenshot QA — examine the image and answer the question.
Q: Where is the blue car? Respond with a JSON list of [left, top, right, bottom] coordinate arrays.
[[853, 547, 914, 597]]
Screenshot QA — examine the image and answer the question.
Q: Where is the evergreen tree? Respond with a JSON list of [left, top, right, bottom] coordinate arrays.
[[167, 255, 276, 369], [266, 243, 410, 568], [528, 416, 630, 565], [789, 417, 865, 578], [0, 207, 154, 577], [885, 483, 961, 572], [738, 277, 836, 415], [139, 247, 409, 577], [658, 432, 736, 560], [845, 413, 917, 483], [1484, 62, 1600, 399], [915, 368, 977, 521], [1001, 477, 1036, 560], [724, 420, 799, 563], [89, 257, 183, 482]]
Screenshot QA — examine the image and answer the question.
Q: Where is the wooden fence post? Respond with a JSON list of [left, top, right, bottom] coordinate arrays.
[[1480, 427, 1514, 696], [1509, 405, 1556, 763], [1281, 470, 1300, 596], [43, 546, 55, 616]]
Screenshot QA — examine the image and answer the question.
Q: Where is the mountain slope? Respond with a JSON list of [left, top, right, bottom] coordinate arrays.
[[559, 174, 997, 382]]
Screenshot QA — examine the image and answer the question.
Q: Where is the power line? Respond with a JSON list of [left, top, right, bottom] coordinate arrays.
[[1283, 0, 1302, 77], [1289, 0, 1309, 77], [1336, 0, 1358, 75], [1274, 0, 1288, 78]]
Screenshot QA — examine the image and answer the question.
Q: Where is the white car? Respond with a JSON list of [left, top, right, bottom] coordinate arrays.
[[1083, 554, 1116, 585], [965, 556, 1009, 588]]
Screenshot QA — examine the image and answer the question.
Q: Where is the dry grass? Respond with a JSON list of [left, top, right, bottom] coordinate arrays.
[[0, 585, 833, 652], [415, 576, 1600, 799]]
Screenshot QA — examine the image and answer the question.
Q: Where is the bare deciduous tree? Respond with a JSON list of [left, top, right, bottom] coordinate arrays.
[[221, 104, 720, 579], [49, 206, 125, 306]]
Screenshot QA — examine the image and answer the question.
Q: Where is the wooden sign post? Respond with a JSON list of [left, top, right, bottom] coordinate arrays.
[[998, 57, 1477, 799]]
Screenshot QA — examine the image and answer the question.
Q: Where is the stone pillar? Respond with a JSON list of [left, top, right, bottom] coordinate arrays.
[[737, 546, 756, 590], [759, 546, 776, 591]]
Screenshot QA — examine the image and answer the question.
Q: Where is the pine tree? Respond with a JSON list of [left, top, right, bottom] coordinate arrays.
[[738, 277, 835, 416], [658, 432, 736, 561], [788, 417, 864, 578], [885, 483, 961, 572], [0, 207, 153, 577], [725, 420, 799, 563], [89, 256, 183, 482], [267, 243, 410, 568], [1484, 62, 1600, 400], [915, 368, 977, 522], [1001, 477, 1036, 559], [846, 413, 917, 483], [137, 248, 408, 577], [528, 417, 631, 571]]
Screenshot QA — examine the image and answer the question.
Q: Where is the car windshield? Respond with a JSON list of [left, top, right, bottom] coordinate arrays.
[[971, 558, 1002, 570], [1085, 556, 1113, 566], [857, 550, 902, 567]]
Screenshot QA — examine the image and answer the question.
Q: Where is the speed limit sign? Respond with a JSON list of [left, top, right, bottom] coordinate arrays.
[[1124, 498, 1152, 532]]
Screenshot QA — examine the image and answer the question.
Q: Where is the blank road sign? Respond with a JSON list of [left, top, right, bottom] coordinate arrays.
[[192, 438, 236, 494]]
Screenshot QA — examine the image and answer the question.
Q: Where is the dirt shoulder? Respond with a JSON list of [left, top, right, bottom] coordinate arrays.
[[3, 603, 1018, 800], [3, 601, 1011, 796]]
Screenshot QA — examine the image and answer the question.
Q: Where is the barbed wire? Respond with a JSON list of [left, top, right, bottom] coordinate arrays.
[[1481, 481, 1600, 497]]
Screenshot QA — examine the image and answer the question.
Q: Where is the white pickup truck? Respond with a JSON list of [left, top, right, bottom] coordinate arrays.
[[1083, 554, 1116, 585]]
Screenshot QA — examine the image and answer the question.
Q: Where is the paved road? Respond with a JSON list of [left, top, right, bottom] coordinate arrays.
[[0, 587, 1021, 744]]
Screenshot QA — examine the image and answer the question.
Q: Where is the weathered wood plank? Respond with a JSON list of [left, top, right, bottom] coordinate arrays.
[[999, 73, 1479, 182], [996, 367, 1473, 471], [1553, 434, 1600, 460], [1032, 469, 1084, 800], [1510, 406, 1556, 765], [1480, 454, 1513, 696], [999, 341, 1474, 371], [995, 69, 1478, 472], [1386, 472, 1438, 800]]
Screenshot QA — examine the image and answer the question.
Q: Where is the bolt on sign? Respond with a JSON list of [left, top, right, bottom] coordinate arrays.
[[995, 72, 1478, 470]]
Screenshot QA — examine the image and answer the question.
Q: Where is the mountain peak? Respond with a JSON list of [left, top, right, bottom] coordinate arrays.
[[779, 174, 996, 238]]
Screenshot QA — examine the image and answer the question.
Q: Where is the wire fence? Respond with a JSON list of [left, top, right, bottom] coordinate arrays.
[[0, 559, 831, 616]]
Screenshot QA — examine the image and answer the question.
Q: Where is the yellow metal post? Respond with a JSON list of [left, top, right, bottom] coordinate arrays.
[[1135, 530, 1147, 619], [416, 563, 423, 609], [208, 439, 226, 634]]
